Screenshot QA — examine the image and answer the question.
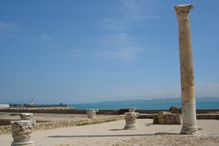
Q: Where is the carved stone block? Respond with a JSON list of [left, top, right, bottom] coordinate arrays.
[[153, 111, 182, 125], [124, 112, 138, 130], [11, 120, 35, 146], [86, 109, 99, 119]]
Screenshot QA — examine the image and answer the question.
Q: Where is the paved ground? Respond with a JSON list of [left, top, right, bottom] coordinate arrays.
[[0, 119, 219, 146]]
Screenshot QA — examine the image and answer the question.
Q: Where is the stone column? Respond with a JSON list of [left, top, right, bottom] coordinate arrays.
[[175, 4, 197, 134], [124, 108, 138, 130], [86, 109, 99, 119], [11, 120, 35, 146]]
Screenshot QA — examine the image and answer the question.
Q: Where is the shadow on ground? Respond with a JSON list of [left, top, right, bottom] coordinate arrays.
[[48, 132, 180, 138]]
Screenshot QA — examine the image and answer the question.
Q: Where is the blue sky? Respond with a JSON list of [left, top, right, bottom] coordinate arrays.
[[0, 0, 219, 104]]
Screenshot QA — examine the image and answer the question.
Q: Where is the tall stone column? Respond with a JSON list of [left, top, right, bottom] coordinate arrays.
[[175, 4, 197, 134]]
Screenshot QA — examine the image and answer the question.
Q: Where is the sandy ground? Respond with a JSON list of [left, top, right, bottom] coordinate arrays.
[[0, 119, 219, 146]]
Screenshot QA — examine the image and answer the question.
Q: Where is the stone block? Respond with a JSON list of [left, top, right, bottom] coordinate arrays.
[[153, 111, 182, 124]]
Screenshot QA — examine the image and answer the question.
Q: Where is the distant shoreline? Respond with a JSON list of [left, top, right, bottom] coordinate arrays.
[[72, 97, 219, 110], [0, 107, 218, 115], [3, 97, 219, 110]]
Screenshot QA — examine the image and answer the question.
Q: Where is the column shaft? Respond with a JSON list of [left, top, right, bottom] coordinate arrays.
[[175, 4, 197, 134]]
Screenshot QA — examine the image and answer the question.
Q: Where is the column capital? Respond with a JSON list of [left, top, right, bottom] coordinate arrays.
[[175, 4, 193, 16]]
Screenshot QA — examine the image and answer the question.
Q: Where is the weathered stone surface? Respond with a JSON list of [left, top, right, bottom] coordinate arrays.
[[124, 112, 138, 130], [11, 120, 35, 146], [19, 113, 33, 120], [153, 111, 182, 125], [86, 109, 99, 119], [0, 125, 11, 135], [175, 4, 197, 134], [169, 106, 181, 114]]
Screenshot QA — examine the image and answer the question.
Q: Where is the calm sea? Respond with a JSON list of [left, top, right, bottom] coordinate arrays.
[[71, 98, 219, 110]]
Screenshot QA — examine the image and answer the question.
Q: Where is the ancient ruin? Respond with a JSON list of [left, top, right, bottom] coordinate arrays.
[[86, 109, 99, 119], [11, 120, 35, 146], [175, 4, 198, 134], [124, 108, 139, 130], [153, 111, 182, 124], [19, 113, 33, 120]]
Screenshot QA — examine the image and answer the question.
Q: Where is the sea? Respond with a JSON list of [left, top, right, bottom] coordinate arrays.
[[71, 97, 219, 110]]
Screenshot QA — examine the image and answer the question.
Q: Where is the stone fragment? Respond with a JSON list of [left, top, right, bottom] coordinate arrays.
[[124, 109, 138, 130], [11, 120, 35, 146], [169, 106, 180, 114], [86, 109, 99, 119], [19, 113, 33, 120], [153, 111, 182, 125]]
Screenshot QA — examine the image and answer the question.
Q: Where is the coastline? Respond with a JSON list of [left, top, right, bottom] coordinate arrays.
[[0, 107, 219, 115]]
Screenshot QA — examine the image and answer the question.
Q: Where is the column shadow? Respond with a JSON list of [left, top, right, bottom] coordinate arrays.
[[48, 132, 179, 138], [110, 128, 124, 131], [145, 123, 153, 126]]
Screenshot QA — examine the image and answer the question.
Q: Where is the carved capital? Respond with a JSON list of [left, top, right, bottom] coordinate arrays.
[[175, 4, 193, 16], [125, 112, 138, 121], [124, 112, 139, 129], [11, 120, 35, 143], [86, 109, 99, 119]]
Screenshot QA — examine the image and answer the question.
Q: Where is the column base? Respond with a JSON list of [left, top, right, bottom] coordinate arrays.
[[11, 141, 35, 146], [124, 124, 137, 130], [180, 125, 198, 135]]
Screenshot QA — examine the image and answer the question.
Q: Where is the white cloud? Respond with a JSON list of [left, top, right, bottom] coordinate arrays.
[[72, 0, 159, 62], [71, 33, 145, 61], [0, 22, 22, 33], [0, 22, 54, 45], [0, 22, 24, 39], [101, 0, 159, 31], [96, 33, 143, 60], [96, 0, 159, 61]]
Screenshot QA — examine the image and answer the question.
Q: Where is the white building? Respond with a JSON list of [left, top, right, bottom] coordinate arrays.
[[0, 103, 9, 108]]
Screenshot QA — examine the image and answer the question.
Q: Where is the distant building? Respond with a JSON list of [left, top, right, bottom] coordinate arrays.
[[0, 103, 9, 108]]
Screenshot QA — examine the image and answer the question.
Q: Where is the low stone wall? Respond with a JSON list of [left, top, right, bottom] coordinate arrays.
[[0, 108, 116, 115], [0, 115, 124, 135], [139, 114, 219, 120], [197, 114, 219, 120], [0, 125, 11, 135], [137, 114, 154, 119], [0, 119, 11, 126], [0, 108, 86, 114]]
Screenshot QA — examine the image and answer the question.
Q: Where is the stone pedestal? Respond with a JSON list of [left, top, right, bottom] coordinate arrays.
[[124, 112, 138, 130], [11, 120, 35, 146], [19, 113, 33, 120], [153, 111, 182, 125], [86, 109, 99, 119], [128, 107, 136, 112], [175, 4, 197, 134]]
